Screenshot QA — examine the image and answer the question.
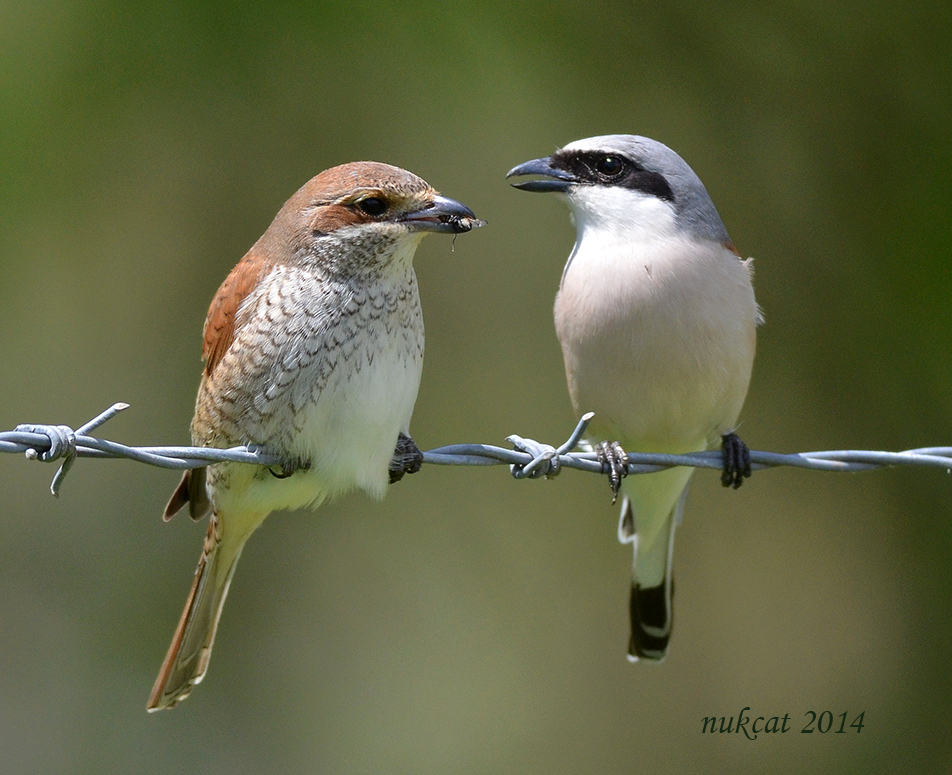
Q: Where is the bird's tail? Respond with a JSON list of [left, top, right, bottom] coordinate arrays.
[[147, 512, 250, 711], [617, 466, 693, 661]]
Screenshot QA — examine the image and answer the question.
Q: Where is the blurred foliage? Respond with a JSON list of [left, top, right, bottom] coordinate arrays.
[[1, 1, 950, 773]]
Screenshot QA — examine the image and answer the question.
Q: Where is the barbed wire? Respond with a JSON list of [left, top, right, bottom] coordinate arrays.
[[2, 403, 950, 498]]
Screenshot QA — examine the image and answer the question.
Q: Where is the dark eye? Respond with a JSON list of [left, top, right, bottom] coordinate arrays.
[[594, 155, 625, 177], [356, 196, 387, 216]]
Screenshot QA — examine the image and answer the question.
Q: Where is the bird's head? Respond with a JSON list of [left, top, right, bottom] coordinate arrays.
[[260, 161, 484, 274], [507, 135, 729, 244]]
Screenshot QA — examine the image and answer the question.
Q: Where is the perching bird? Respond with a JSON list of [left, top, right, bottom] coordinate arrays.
[[148, 162, 483, 710], [507, 135, 759, 661]]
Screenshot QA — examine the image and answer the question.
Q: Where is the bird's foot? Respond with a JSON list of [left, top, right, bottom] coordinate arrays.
[[595, 440, 628, 503], [268, 457, 309, 479], [721, 432, 751, 489], [389, 433, 424, 484]]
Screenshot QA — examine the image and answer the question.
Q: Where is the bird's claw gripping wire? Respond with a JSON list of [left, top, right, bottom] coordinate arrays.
[[721, 432, 752, 489], [389, 432, 424, 484], [508, 412, 595, 480], [594, 440, 629, 503]]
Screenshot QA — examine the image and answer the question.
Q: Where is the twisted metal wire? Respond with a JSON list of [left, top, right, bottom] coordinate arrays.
[[2, 404, 951, 498]]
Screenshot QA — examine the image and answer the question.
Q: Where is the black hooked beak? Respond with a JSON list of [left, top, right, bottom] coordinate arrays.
[[402, 195, 485, 234], [506, 157, 578, 193]]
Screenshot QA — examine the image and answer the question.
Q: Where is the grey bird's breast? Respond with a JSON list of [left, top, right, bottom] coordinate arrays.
[[554, 234, 757, 452]]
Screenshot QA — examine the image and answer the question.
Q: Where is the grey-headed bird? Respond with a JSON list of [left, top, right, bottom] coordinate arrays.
[[148, 162, 483, 710], [508, 135, 759, 661]]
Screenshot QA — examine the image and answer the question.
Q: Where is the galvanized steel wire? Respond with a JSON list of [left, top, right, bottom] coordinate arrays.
[[3, 403, 950, 498]]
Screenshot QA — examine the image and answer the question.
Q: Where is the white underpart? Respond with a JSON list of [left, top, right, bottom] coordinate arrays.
[[211, 233, 425, 518], [554, 184, 758, 587]]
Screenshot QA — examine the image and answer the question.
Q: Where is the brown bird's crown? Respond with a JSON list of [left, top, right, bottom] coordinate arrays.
[[278, 161, 439, 236]]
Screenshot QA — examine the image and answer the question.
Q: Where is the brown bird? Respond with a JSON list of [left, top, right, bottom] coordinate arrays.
[[147, 161, 483, 711]]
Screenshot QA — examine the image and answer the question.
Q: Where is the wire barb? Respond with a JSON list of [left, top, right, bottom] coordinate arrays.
[[506, 412, 595, 480], [2, 403, 951, 498], [13, 422, 78, 497]]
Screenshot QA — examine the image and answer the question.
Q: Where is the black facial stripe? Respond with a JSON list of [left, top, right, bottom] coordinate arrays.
[[626, 169, 675, 202], [552, 150, 675, 202]]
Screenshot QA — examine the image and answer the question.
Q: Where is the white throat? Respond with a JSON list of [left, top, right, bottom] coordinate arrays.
[[561, 186, 680, 288]]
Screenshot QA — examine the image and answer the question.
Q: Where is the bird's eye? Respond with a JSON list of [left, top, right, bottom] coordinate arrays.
[[595, 155, 625, 177], [356, 196, 388, 216]]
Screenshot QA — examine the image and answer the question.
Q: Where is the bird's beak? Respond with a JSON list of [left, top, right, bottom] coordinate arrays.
[[506, 156, 577, 193], [401, 195, 485, 234]]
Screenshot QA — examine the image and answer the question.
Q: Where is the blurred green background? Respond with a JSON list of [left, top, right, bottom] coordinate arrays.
[[1, 1, 950, 772]]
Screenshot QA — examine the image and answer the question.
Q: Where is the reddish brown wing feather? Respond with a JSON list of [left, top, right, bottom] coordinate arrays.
[[202, 250, 274, 377], [157, 250, 274, 522]]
